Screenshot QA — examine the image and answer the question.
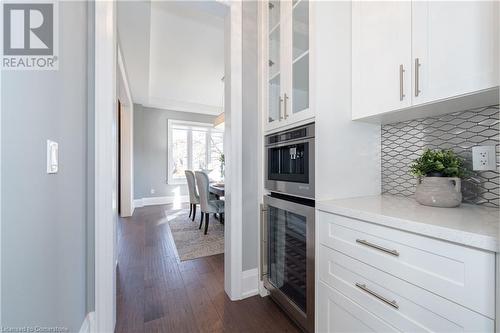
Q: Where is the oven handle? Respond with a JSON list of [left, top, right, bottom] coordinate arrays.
[[260, 203, 268, 280], [265, 137, 315, 149]]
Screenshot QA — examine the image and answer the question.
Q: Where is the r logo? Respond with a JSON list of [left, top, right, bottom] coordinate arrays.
[[3, 3, 53, 56]]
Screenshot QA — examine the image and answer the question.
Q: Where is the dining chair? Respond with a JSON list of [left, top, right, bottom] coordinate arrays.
[[195, 171, 225, 235], [185, 170, 199, 221]]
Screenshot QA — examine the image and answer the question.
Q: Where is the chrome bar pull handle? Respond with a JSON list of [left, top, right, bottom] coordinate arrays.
[[279, 95, 284, 121], [399, 64, 405, 101], [355, 283, 399, 309], [284, 93, 289, 119], [260, 204, 268, 280], [415, 58, 421, 97], [356, 239, 400, 257]]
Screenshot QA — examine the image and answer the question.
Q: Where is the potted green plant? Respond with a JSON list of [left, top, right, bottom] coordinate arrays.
[[410, 149, 466, 208]]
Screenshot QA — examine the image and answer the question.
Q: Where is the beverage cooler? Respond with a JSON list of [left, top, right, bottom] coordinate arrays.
[[261, 193, 315, 332]]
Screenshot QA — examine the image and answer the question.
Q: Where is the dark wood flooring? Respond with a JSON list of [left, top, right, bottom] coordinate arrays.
[[115, 204, 300, 333]]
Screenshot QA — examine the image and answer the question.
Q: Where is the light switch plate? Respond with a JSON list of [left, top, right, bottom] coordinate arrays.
[[47, 140, 58, 174], [472, 145, 496, 171]]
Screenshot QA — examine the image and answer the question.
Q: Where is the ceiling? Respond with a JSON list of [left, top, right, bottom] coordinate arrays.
[[117, 1, 227, 115]]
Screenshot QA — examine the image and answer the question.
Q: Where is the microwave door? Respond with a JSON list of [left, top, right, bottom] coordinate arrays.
[[268, 142, 309, 184], [264, 123, 315, 199]]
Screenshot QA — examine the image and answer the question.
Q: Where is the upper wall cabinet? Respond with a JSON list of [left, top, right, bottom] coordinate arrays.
[[352, 1, 412, 120], [412, 1, 499, 105], [264, 0, 314, 133], [352, 1, 499, 122]]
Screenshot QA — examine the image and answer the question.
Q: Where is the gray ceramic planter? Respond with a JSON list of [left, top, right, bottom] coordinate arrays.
[[415, 177, 462, 208]]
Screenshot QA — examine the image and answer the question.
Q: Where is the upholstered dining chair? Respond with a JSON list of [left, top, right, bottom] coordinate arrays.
[[195, 171, 225, 235], [185, 170, 199, 221]]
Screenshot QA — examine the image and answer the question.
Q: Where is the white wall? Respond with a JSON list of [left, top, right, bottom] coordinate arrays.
[[148, 2, 225, 114], [118, 45, 134, 217], [133, 104, 216, 200], [313, 1, 381, 201], [241, 0, 259, 272], [1, 2, 89, 330], [117, 1, 151, 106]]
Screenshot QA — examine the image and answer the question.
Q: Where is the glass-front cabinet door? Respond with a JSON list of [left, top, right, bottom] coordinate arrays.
[[263, 0, 313, 133], [291, 0, 309, 116], [268, 1, 282, 127]]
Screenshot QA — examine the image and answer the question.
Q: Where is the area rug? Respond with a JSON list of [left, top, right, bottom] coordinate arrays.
[[166, 208, 224, 261]]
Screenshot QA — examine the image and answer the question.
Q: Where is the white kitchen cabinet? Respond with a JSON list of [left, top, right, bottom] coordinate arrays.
[[412, 1, 499, 105], [352, 1, 499, 121], [318, 212, 495, 318], [352, 1, 412, 119], [316, 210, 496, 332], [317, 281, 398, 333], [318, 246, 494, 332], [263, 0, 314, 133]]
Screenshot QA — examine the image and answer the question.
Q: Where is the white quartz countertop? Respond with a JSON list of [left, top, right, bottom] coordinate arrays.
[[317, 195, 500, 252]]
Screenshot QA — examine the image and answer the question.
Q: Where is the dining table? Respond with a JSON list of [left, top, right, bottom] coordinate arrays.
[[209, 183, 225, 222], [209, 183, 225, 199]]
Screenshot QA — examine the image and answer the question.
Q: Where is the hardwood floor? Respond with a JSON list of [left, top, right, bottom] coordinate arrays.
[[116, 204, 300, 333]]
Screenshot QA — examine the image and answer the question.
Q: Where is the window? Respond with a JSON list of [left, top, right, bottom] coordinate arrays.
[[168, 120, 224, 184]]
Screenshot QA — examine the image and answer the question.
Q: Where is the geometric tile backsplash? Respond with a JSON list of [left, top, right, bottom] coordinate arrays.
[[382, 105, 499, 207]]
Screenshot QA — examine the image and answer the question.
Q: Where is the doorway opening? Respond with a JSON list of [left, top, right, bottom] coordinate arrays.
[[93, 2, 248, 332]]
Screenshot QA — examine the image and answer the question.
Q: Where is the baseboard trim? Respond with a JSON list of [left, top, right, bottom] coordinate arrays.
[[241, 268, 259, 298], [133, 195, 189, 208], [259, 280, 269, 297], [79, 311, 95, 333]]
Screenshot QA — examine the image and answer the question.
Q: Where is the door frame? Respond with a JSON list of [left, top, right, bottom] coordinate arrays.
[[221, 0, 244, 301], [93, 1, 244, 332], [94, 1, 117, 332], [117, 43, 134, 218]]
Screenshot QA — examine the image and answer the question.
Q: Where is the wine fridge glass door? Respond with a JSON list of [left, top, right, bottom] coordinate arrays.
[[268, 205, 307, 312]]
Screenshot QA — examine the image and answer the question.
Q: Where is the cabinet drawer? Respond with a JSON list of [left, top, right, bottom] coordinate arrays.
[[318, 212, 495, 318], [317, 281, 398, 333], [319, 245, 494, 332]]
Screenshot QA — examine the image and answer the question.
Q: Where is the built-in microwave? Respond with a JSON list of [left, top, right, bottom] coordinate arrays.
[[265, 123, 315, 199]]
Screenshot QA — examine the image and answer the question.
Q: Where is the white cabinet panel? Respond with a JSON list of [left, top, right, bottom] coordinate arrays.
[[318, 211, 495, 318], [352, 1, 412, 119], [319, 245, 495, 332], [412, 1, 499, 105], [317, 281, 398, 333], [315, 211, 497, 332]]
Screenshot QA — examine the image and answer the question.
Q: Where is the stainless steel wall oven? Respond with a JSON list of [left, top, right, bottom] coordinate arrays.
[[261, 192, 315, 332], [265, 123, 315, 199]]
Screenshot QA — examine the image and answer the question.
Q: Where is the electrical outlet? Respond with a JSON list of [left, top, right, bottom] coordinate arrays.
[[150, 189, 155, 194], [472, 146, 496, 171]]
